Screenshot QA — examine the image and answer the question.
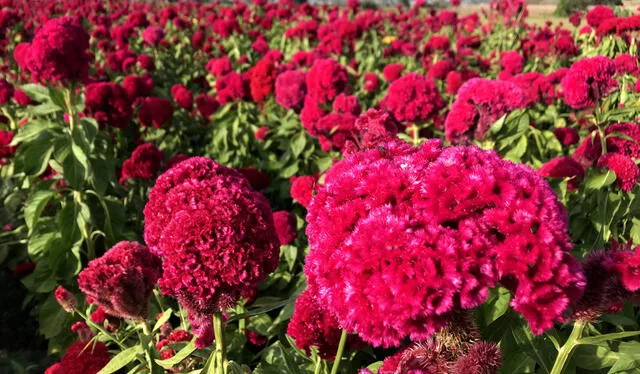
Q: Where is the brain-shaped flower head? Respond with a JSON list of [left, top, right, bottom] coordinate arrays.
[[305, 139, 585, 347]]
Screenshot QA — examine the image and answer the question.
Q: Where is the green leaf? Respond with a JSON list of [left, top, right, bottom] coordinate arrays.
[[26, 102, 63, 116], [585, 170, 617, 190], [153, 309, 173, 332], [14, 136, 55, 176], [155, 341, 196, 369], [280, 245, 297, 272], [19, 83, 51, 102], [63, 140, 89, 188], [367, 361, 383, 374], [24, 190, 56, 233], [98, 345, 142, 374], [574, 344, 620, 370], [578, 331, 640, 346], [290, 132, 306, 158], [10, 120, 58, 145]]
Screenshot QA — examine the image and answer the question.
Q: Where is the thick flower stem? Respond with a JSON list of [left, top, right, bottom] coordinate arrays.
[[213, 312, 227, 374], [64, 86, 77, 130], [330, 329, 348, 374], [550, 320, 587, 374]]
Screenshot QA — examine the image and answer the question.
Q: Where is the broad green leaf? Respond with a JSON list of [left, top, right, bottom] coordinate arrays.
[[98, 345, 142, 374], [585, 171, 617, 190], [155, 341, 196, 369], [24, 190, 56, 233], [19, 83, 51, 102], [10, 120, 58, 145]]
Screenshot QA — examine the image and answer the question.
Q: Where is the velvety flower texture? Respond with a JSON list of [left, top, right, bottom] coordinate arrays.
[[45, 341, 109, 374], [586, 5, 615, 28], [273, 210, 297, 246], [290, 175, 316, 208], [249, 57, 277, 103], [17, 17, 90, 84], [143, 157, 279, 318], [305, 139, 585, 347], [597, 153, 639, 191], [537, 156, 584, 190], [288, 288, 357, 359], [120, 142, 165, 184], [78, 241, 162, 320], [306, 58, 349, 103], [0, 79, 14, 105], [383, 73, 444, 123], [275, 70, 307, 111], [171, 84, 193, 110], [561, 56, 617, 109], [445, 78, 525, 143], [139, 97, 173, 128], [84, 82, 132, 129]]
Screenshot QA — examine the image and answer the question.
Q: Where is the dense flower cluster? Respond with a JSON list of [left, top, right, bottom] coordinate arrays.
[[120, 142, 165, 183], [306, 58, 349, 103], [383, 73, 444, 123], [561, 56, 617, 109], [16, 17, 90, 84], [45, 341, 109, 374], [138, 97, 173, 128], [143, 157, 279, 345], [305, 139, 585, 347], [537, 156, 585, 190], [78, 241, 162, 320], [84, 82, 132, 129], [597, 153, 639, 192], [275, 70, 307, 110], [445, 78, 525, 142]]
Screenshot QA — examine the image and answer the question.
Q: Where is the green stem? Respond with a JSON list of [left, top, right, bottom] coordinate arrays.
[[550, 320, 587, 374], [330, 330, 348, 374], [64, 87, 76, 130], [213, 312, 227, 374]]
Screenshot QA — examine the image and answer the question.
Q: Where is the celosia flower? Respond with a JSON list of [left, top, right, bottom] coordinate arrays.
[[605, 123, 640, 158], [195, 94, 219, 119], [445, 78, 525, 142], [206, 56, 233, 78], [537, 156, 584, 190], [54, 286, 77, 312], [45, 341, 109, 374], [613, 54, 639, 76], [12, 90, 33, 106], [553, 127, 580, 146], [216, 72, 249, 104], [249, 58, 277, 103], [142, 26, 165, 46], [255, 126, 269, 141], [363, 73, 380, 93], [586, 5, 615, 28], [379, 341, 452, 374], [561, 56, 617, 109], [120, 143, 164, 184], [305, 140, 585, 347], [171, 84, 193, 110], [500, 51, 524, 76], [290, 175, 316, 208], [446, 71, 463, 95], [273, 211, 297, 246], [275, 70, 307, 111], [17, 17, 90, 84], [306, 58, 349, 103], [382, 63, 404, 82], [237, 166, 271, 191], [572, 134, 602, 168], [84, 82, 132, 129], [144, 157, 279, 343], [597, 153, 639, 191], [354, 109, 399, 150], [78, 241, 162, 320], [138, 97, 173, 128], [383, 73, 444, 123], [0, 129, 16, 164], [452, 342, 502, 374], [122, 74, 154, 100], [288, 288, 357, 359]]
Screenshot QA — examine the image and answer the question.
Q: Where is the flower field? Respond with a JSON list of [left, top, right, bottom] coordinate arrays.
[[1, 0, 640, 373]]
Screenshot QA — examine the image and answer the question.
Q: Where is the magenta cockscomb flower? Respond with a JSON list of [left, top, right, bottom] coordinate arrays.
[[120, 142, 164, 184], [275, 70, 307, 111], [561, 56, 617, 109], [305, 139, 585, 347], [54, 286, 77, 313], [445, 78, 525, 142], [78, 241, 162, 320], [597, 153, 639, 191], [537, 156, 584, 190], [143, 157, 279, 345], [45, 340, 109, 374], [306, 58, 349, 104], [273, 211, 297, 246], [84, 82, 132, 129], [382, 73, 444, 123]]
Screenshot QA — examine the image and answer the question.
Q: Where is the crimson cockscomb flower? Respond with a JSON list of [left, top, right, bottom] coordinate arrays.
[[249, 57, 277, 103], [17, 17, 90, 84], [12, 90, 32, 106], [288, 288, 360, 359], [84, 82, 132, 129], [216, 72, 249, 104], [445, 70, 463, 95], [290, 175, 316, 208], [195, 94, 219, 119], [44, 341, 109, 374], [305, 139, 585, 347], [553, 127, 580, 146], [383, 73, 444, 123], [500, 50, 524, 76], [122, 74, 154, 101], [171, 84, 193, 110], [142, 26, 164, 46], [597, 153, 639, 191], [605, 123, 640, 158], [537, 156, 585, 190], [54, 286, 77, 313], [363, 73, 379, 93], [572, 134, 603, 168], [382, 63, 404, 82], [78, 241, 162, 320], [143, 157, 279, 345], [445, 78, 525, 142], [0, 129, 16, 164], [561, 56, 617, 109], [275, 70, 307, 111], [306, 58, 349, 103], [237, 166, 271, 191], [354, 109, 399, 150], [120, 142, 164, 184], [586, 5, 615, 28], [272, 211, 297, 246], [206, 56, 233, 78], [139, 97, 173, 128]]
